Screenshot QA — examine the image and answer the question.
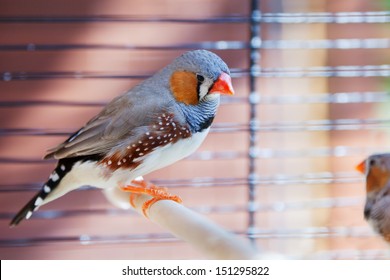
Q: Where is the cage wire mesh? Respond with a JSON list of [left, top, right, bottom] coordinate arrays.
[[1, 0, 390, 259]]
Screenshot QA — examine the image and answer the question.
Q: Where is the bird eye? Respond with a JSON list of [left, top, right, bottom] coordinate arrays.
[[369, 159, 376, 166], [196, 74, 205, 83]]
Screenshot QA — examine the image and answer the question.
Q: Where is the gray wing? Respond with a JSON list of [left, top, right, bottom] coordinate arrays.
[[44, 89, 176, 159]]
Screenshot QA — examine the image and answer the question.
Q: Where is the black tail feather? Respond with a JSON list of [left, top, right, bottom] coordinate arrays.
[[10, 160, 70, 226], [9, 192, 43, 227], [10, 155, 103, 227], [9, 164, 64, 227]]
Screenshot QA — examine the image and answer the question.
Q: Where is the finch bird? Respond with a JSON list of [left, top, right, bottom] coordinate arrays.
[[356, 153, 390, 243], [10, 49, 234, 226]]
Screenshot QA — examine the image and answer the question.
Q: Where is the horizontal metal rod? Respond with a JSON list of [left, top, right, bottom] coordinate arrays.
[[0, 42, 247, 51], [0, 232, 178, 247], [210, 118, 390, 132], [3, 65, 390, 81], [260, 11, 390, 23], [0, 196, 364, 223], [1, 91, 388, 108], [0, 15, 247, 24], [1, 38, 390, 52], [0, 146, 386, 166], [0, 171, 363, 194], [0, 11, 389, 24], [0, 226, 378, 248], [1, 119, 390, 138], [251, 65, 390, 78]]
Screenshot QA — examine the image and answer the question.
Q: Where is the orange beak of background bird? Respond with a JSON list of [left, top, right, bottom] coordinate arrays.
[[355, 160, 366, 174], [209, 72, 235, 96]]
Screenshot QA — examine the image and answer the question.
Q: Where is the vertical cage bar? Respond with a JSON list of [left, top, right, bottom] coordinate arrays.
[[247, 0, 261, 245]]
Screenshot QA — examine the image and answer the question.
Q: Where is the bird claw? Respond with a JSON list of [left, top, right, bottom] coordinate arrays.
[[121, 179, 182, 218]]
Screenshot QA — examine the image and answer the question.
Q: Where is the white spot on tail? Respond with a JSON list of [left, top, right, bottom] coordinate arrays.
[[50, 172, 60, 182], [26, 211, 33, 220], [43, 185, 51, 193], [34, 197, 43, 206]]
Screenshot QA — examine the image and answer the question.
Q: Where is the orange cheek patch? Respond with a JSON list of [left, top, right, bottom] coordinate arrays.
[[366, 165, 390, 193], [170, 71, 199, 105]]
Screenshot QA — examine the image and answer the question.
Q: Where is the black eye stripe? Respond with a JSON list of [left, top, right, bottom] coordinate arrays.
[[196, 74, 204, 101]]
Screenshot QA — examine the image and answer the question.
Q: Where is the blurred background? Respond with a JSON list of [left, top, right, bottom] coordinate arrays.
[[1, 0, 390, 259]]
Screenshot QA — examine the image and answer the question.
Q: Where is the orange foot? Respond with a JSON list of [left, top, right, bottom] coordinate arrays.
[[121, 179, 182, 218]]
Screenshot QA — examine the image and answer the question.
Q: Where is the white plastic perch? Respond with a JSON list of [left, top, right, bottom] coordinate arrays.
[[105, 176, 258, 259], [129, 191, 258, 259]]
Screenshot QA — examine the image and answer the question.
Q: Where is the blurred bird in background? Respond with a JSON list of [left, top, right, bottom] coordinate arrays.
[[356, 154, 390, 244], [10, 50, 234, 226]]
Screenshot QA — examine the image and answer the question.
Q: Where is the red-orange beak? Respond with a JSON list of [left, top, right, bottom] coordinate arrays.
[[355, 160, 366, 174], [209, 72, 235, 96]]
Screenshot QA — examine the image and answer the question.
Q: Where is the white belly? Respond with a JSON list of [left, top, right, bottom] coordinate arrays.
[[131, 127, 210, 178]]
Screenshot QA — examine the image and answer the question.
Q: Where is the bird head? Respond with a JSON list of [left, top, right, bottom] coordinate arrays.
[[356, 153, 390, 194], [167, 50, 234, 106]]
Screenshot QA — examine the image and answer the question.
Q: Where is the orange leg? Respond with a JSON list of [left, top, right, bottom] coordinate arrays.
[[121, 180, 182, 217]]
